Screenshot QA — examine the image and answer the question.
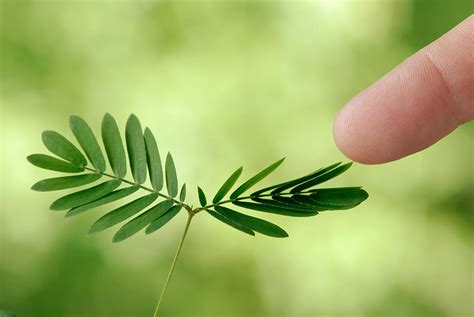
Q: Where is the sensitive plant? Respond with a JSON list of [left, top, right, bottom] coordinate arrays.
[[27, 113, 369, 316]]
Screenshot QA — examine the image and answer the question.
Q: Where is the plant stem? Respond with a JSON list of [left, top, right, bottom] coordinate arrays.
[[153, 213, 194, 317], [82, 166, 185, 207]]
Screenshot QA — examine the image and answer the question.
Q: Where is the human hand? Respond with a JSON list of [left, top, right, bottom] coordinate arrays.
[[333, 15, 473, 164]]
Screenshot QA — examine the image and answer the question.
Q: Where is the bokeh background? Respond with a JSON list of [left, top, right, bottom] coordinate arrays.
[[1, 1, 472, 316]]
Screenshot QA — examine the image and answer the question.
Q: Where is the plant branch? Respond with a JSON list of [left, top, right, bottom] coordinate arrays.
[[153, 212, 194, 317]]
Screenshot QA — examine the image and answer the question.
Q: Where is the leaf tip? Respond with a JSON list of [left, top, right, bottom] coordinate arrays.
[[112, 233, 126, 243], [40, 130, 51, 140], [127, 113, 139, 123], [275, 157, 286, 166], [197, 186, 207, 206], [360, 188, 369, 200], [86, 228, 97, 236], [69, 114, 80, 124], [102, 113, 113, 125], [49, 204, 63, 211]]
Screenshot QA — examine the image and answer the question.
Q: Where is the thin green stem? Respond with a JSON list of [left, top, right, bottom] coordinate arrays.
[[153, 212, 194, 317], [83, 166, 186, 208]]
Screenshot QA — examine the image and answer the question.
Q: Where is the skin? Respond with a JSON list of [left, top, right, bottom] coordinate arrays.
[[333, 15, 473, 164]]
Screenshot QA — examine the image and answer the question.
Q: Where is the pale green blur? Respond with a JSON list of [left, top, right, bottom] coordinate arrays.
[[1, 1, 472, 317]]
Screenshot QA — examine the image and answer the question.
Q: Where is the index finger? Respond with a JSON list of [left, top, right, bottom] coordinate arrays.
[[333, 15, 474, 164]]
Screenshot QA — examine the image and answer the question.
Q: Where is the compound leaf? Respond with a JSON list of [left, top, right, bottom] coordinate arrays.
[[28, 113, 369, 243]]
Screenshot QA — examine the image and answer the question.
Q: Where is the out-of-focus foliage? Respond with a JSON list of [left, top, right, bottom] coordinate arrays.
[[0, 1, 472, 316]]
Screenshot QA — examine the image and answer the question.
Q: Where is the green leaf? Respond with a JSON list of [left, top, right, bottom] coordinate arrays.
[[252, 197, 320, 212], [213, 167, 243, 204], [289, 193, 363, 211], [290, 162, 353, 193], [144, 127, 164, 191], [66, 185, 140, 218], [146, 205, 182, 234], [251, 162, 342, 196], [215, 206, 288, 238], [306, 196, 350, 210], [165, 153, 178, 197], [270, 195, 325, 211], [308, 186, 361, 193], [197, 186, 207, 206], [69, 115, 106, 172], [125, 114, 147, 184], [113, 200, 174, 242], [179, 184, 186, 202], [50, 179, 121, 211], [230, 158, 285, 199], [232, 201, 318, 217], [206, 209, 255, 236], [310, 188, 369, 208], [270, 162, 342, 195], [27, 154, 84, 173], [41, 130, 87, 166], [101, 113, 127, 178], [88, 193, 159, 235], [32, 173, 101, 192], [291, 194, 322, 207]]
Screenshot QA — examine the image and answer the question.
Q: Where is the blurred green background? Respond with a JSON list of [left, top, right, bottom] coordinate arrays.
[[1, 1, 472, 316]]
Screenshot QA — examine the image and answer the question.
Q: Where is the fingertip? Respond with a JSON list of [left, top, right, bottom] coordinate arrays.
[[333, 16, 474, 165], [333, 98, 388, 165]]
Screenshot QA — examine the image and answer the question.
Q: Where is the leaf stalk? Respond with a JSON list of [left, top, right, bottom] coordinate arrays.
[[153, 211, 194, 317], [82, 166, 187, 208]]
